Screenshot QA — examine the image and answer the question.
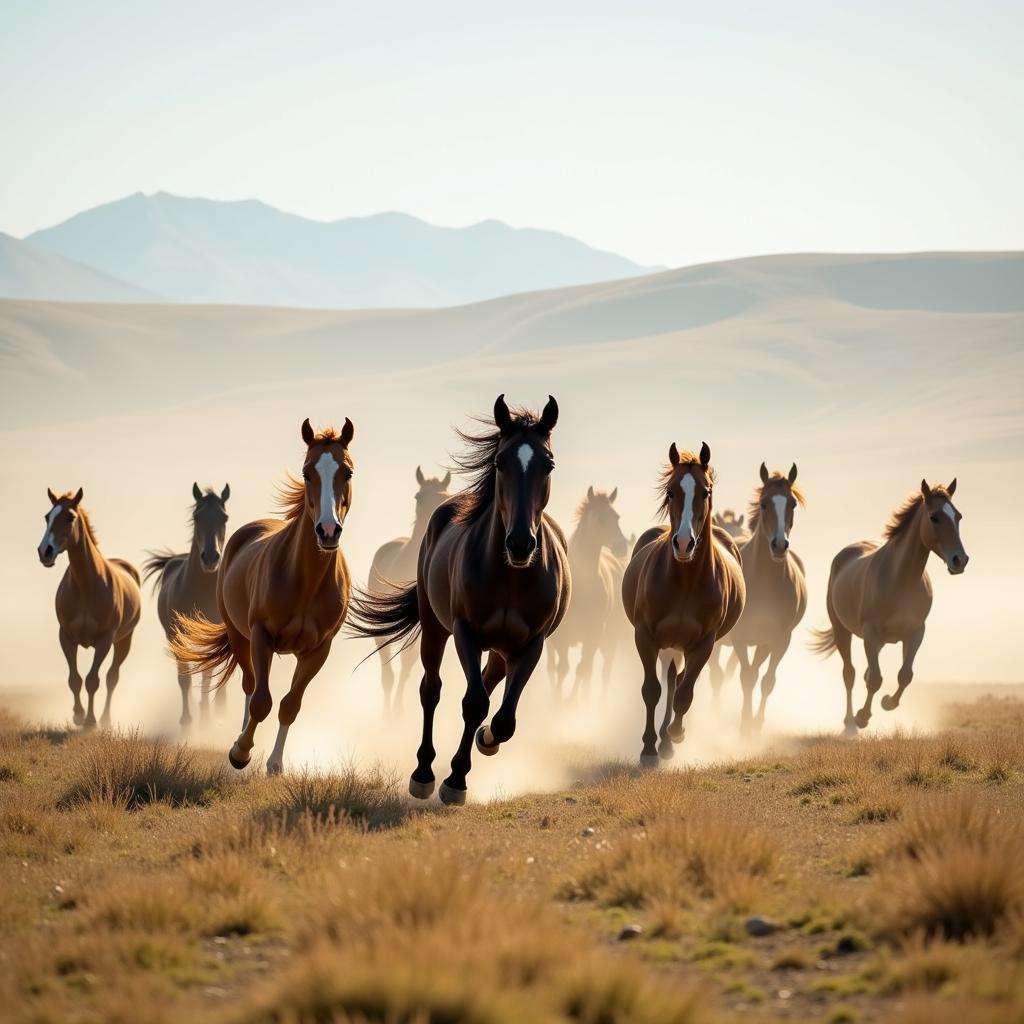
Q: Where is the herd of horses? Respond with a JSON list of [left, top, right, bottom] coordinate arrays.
[[36, 395, 969, 804]]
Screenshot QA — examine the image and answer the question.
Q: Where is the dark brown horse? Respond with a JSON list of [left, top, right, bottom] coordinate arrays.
[[171, 418, 354, 774], [38, 489, 141, 728], [350, 395, 570, 805], [144, 483, 230, 727], [622, 443, 745, 766], [367, 467, 451, 711]]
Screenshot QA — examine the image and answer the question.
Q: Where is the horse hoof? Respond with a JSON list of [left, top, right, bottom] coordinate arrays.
[[266, 761, 283, 777], [228, 745, 250, 770], [667, 725, 685, 744], [72, 710, 85, 727], [657, 744, 674, 761], [99, 716, 111, 729], [640, 753, 660, 770], [475, 726, 500, 757], [880, 695, 899, 712], [854, 710, 871, 729], [842, 721, 858, 739], [408, 776, 435, 800], [82, 717, 97, 732], [438, 781, 467, 807]]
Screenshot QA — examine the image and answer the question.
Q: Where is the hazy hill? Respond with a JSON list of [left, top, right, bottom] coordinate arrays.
[[23, 192, 657, 308], [0, 232, 157, 303]]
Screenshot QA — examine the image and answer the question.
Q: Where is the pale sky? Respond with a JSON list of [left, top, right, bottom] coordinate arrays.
[[1, 0, 1021, 267]]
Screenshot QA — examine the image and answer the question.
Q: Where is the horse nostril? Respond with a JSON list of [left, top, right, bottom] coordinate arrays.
[[686, 537, 695, 553]]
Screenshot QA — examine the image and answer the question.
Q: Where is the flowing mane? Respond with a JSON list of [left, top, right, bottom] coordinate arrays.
[[451, 406, 540, 525], [574, 489, 612, 522], [275, 429, 352, 522], [656, 452, 716, 520], [884, 487, 951, 539], [746, 473, 806, 533]]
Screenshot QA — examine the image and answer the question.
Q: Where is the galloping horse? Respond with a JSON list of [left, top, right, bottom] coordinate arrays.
[[706, 509, 749, 697], [721, 463, 806, 735], [367, 467, 451, 711], [622, 444, 745, 766], [144, 483, 231, 727], [713, 510, 748, 540], [547, 486, 629, 702], [171, 418, 354, 774], [350, 395, 570, 806], [811, 479, 968, 734], [37, 488, 141, 728]]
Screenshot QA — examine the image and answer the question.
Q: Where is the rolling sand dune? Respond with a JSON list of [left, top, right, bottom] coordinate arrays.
[[1, 251, 1022, 786]]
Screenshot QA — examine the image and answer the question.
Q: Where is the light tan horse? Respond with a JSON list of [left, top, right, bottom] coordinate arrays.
[[707, 509, 749, 695], [811, 479, 968, 735], [713, 510, 748, 540], [722, 463, 806, 735], [171, 418, 354, 774], [622, 443, 745, 766], [37, 488, 141, 728], [367, 467, 450, 711], [144, 483, 231, 727], [547, 486, 629, 702]]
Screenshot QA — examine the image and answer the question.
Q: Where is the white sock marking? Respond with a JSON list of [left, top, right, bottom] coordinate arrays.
[[315, 451, 340, 531], [517, 443, 533, 473]]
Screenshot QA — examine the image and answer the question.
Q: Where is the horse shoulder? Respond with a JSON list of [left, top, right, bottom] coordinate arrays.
[[632, 526, 665, 560], [370, 537, 410, 582]]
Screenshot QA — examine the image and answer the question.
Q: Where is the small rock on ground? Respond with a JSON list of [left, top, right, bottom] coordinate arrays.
[[745, 915, 780, 937], [617, 924, 643, 941]]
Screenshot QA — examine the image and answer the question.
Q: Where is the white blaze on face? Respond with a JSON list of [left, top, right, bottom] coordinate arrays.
[[943, 502, 957, 528], [40, 504, 62, 553], [315, 451, 341, 534], [674, 473, 696, 551], [772, 494, 788, 549], [517, 443, 533, 474]]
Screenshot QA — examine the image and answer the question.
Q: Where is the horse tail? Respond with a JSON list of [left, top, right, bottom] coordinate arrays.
[[808, 626, 838, 658], [142, 550, 177, 591], [347, 581, 421, 653], [168, 612, 238, 688]]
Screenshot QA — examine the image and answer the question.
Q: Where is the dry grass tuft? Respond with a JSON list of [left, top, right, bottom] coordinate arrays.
[[59, 731, 231, 810], [266, 766, 408, 831]]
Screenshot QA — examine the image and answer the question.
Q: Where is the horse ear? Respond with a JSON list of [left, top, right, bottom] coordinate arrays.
[[72, 487, 83, 506], [788, 463, 798, 484], [587, 485, 595, 500], [700, 442, 711, 469], [494, 394, 513, 434], [921, 479, 932, 499], [301, 418, 315, 446], [713, 512, 722, 525], [47, 487, 58, 504], [759, 462, 770, 485], [737, 514, 745, 527], [668, 443, 680, 466], [340, 417, 355, 446], [441, 471, 451, 489], [608, 486, 618, 504], [192, 482, 203, 502], [221, 483, 231, 502], [947, 477, 957, 496], [538, 395, 559, 433], [416, 465, 425, 485]]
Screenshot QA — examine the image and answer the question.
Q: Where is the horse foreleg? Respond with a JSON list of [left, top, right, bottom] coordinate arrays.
[[99, 633, 132, 728], [636, 626, 661, 767], [754, 636, 790, 732], [177, 661, 193, 728], [549, 638, 569, 702], [667, 634, 715, 743], [378, 640, 396, 713], [230, 624, 272, 770], [854, 627, 884, 729], [82, 636, 113, 730], [441, 620, 487, 806], [599, 633, 617, 701], [570, 642, 597, 702], [395, 641, 419, 712], [266, 638, 332, 776], [59, 628, 84, 726], [482, 652, 507, 696], [657, 656, 678, 760], [708, 642, 724, 709], [478, 634, 544, 754], [734, 644, 756, 736], [410, 614, 449, 800], [882, 625, 925, 712]]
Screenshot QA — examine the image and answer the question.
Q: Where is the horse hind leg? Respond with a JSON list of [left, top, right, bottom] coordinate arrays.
[[853, 627, 884, 730], [229, 624, 265, 771], [754, 637, 790, 734], [394, 640, 419, 714], [881, 626, 925, 712], [177, 661, 193, 728], [82, 636, 113, 730], [569, 642, 597, 703], [99, 633, 132, 728], [378, 640, 396, 713], [708, 643, 724, 709]]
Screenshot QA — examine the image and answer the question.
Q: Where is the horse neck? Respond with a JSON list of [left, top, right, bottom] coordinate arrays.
[[748, 519, 782, 571], [281, 513, 339, 584], [185, 524, 203, 575], [410, 501, 436, 544], [66, 515, 106, 588], [569, 513, 604, 566], [883, 505, 931, 586]]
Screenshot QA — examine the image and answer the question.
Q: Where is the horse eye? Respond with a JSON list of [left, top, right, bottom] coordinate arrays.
[[929, 514, 938, 524], [760, 502, 766, 510]]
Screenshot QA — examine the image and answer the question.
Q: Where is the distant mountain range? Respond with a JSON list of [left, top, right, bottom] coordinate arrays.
[[3, 192, 658, 308]]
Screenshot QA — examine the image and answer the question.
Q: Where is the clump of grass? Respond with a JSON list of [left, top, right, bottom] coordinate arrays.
[[268, 765, 407, 831], [58, 732, 231, 810], [788, 770, 848, 796], [771, 948, 809, 970]]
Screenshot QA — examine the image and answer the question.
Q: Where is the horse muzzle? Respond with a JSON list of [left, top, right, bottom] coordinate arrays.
[[505, 532, 537, 569], [38, 544, 57, 568], [200, 553, 221, 573], [770, 538, 790, 562], [671, 532, 696, 563], [946, 551, 969, 575]]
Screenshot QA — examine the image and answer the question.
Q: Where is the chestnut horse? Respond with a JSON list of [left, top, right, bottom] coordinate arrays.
[[811, 479, 968, 735], [171, 418, 354, 774], [350, 395, 570, 806], [144, 483, 231, 727], [367, 467, 451, 711], [622, 443, 745, 766], [37, 488, 141, 728], [721, 463, 806, 735], [547, 486, 629, 702]]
